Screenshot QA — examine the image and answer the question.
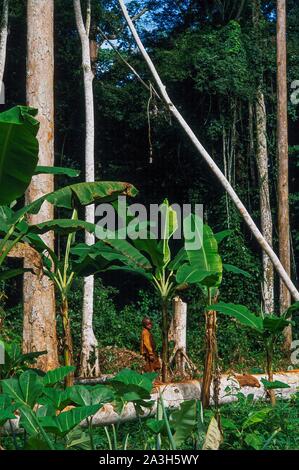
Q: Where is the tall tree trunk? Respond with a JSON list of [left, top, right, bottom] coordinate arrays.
[[253, 0, 274, 314], [23, 0, 59, 371], [255, 87, 274, 314], [0, 0, 9, 85], [201, 307, 217, 409], [277, 0, 291, 350], [61, 296, 74, 387], [74, 0, 100, 378], [118, 0, 299, 303]]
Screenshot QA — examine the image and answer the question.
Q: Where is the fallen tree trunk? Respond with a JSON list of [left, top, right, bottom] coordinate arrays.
[[117, 0, 299, 303], [4, 370, 298, 433]]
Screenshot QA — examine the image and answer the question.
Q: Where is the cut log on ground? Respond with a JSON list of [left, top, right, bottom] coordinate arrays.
[[2, 370, 298, 433]]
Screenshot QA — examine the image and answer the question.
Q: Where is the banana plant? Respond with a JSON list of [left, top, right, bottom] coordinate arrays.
[[209, 302, 297, 405], [23, 182, 138, 386], [71, 199, 186, 382], [175, 214, 250, 408]]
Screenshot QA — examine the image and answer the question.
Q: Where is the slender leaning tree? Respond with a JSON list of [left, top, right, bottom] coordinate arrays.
[[74, 0, 99, 377], [23, 0, 59, 370]]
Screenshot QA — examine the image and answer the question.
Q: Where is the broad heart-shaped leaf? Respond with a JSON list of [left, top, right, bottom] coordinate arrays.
[[262, 316, 293, 334], [210, 302, 263, 332], [68, 385, 114, 407], [109, 369, 156, 402], [39, 405, 101, 436], [0, 106, 39, 205], [0, 268, 33, 281], [183, 214, 222, 287], [2, 370, 44, 408], [170, 400, 197, 447], [43, 366, 76, 386], [223, 264, 251, 278], [35, 166, 80, 178], [242, 408, 272, 430], [0, 394, 16, 425], [261, 378, 290, 390], [18, 405, 41, 436], [45, 181, 138, 210], [110, 369, 156, 393], [40, 388, 73, 411]]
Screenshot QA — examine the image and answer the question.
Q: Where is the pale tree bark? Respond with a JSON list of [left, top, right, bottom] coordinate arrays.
[[169, 297, 187, 374], [118, 0, 299, 303], [277, 0, 291, 350], [0, 0, 9, 85], [23, 0, 59, 371], [74, 0, 100, 378], [253, 0, 274, 314], [168, 296, 197, 376], [255, 87, 274, 314]]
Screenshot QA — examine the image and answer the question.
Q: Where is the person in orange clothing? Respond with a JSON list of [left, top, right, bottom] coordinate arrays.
[[140, 317, 161, 372]]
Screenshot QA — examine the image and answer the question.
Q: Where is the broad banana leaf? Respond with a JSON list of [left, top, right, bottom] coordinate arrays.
[[178, 214, 222, 287], [0, 106, 39, 205], [223, 263, 251, 278], [10, 181, 138, 224]]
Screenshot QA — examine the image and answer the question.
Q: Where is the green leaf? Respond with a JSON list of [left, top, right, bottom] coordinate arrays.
[[242, 409, 272, 429], [95, 238, 152, 272], [262, 316, 293, 334], [35, 166, 80, 177], [0, 106, 39, 204], [11, 181, 138, 223], [18, 405, 40, 436], [132, 238, 164, 270], [24, 437, 52, 450], [261, 379, 290, 390], [214, 229, 233, 244], [183, 214, 222, 287], [170, 400, 197, 447], [40, 405, 100, 436], [41, 388, 73, 411], [176, 263, 219, 284], [223, 263, 251, 278], [68, 385, 113, 407], [111, 369, 156, 393], [146, 418, 166, 434], [2, 370, 44, 408], [211, 302, 263, 332], [244, 432, 263, 450], [0, 268, 32, 281], [43, 366, 76, 386]]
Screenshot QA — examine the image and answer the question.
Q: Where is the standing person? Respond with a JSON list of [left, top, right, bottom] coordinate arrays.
[[140, 317, 161, 373]]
